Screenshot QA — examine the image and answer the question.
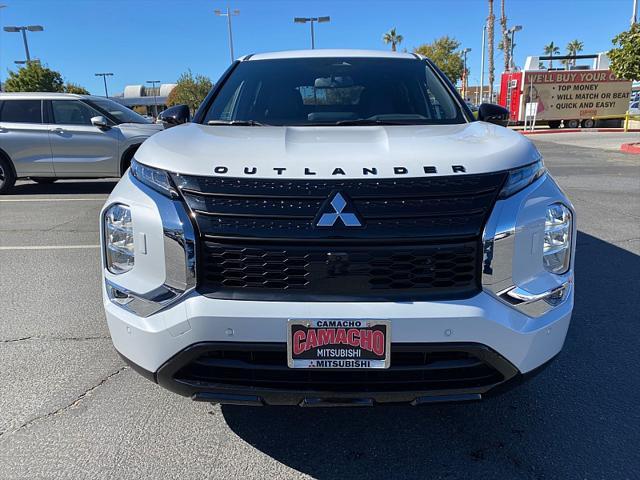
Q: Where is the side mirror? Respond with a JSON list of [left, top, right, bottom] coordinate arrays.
[[477, 103, 510, 127], [91, 115, 110, 129], [159, 105, 190, 128]]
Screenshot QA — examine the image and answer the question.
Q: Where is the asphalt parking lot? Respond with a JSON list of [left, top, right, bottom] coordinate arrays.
[[1, 133, 639, 479]]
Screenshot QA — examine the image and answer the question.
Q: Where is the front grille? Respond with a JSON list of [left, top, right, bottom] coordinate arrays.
[[200, 240, 479, 300], [172, 172, 507, 240], [171, 172, 506, 300], [172, 344, 508, 393]]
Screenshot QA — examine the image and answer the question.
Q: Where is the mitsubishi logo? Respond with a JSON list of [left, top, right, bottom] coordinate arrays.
[[315, 192, 363, 228]]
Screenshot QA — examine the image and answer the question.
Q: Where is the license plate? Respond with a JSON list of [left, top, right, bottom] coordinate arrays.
[[287, 319, 391, 369]]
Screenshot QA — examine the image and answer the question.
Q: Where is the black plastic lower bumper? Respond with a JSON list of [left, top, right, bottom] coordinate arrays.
[[118, 342, 547, 406]]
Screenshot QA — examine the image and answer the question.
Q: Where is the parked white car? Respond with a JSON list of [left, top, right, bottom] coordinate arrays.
[[101, 50, 575, 406], [0, 92, 163, 193], [629, 101, 640, 116]]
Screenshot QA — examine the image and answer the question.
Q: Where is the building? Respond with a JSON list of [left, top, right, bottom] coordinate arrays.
[[112, 83, 177, 117]]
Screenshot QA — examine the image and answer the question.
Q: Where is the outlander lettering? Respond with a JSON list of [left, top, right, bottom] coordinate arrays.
[[101, 50, 575, 407]]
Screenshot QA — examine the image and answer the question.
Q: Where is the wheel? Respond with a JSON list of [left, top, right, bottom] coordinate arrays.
[[31, 177, 58, 184], [581, 119, 595, 128], [565, 119, 580, 129], [0, 156, 17, 194], [548, 120, 561, 129]]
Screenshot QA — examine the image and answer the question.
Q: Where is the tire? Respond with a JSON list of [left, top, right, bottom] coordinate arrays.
[[0, 156, 17, 195], [31, 177, 58, 184], [565, 119, 580, 129], [581, 119, 595, 128], [548, 120, 561, 129]]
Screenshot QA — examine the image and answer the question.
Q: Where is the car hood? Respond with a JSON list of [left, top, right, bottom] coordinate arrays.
[[118, 122, 164, 138], [135, 122, 540, 179]]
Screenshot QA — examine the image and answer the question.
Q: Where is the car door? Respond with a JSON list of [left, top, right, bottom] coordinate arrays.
[[0, 99, 54, 176], [47, 99, 120, 177]]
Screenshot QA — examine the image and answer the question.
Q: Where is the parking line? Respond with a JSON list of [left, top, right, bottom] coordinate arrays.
[[0, 198, 106, 202], [0, 245, 101, 250]]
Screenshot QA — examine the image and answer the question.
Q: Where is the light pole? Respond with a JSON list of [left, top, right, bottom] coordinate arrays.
[[0, 5, 6, 91], [294, 16, 330, 49], [480, 23, 486, 103], [3, 25, 44, 63], [215, 8, 239, 63], [507, 25, 522, 71], [461, 48, 471, 100], [146, 80, 160, 118], [633, 0, 638, 25], [95, 73, 114, 98]]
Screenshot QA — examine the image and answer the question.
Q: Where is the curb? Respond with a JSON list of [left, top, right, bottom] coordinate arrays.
[[621, 143, 640, 154], [519, 128, 640, 135]]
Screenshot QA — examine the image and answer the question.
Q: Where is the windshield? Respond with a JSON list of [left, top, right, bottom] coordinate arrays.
[[202, 57, 466, 126], [87, 98, 151, 124]]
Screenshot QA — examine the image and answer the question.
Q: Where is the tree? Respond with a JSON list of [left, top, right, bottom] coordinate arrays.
[[382, 27, 403, 52], [166, 70, 213, 113], [414, 36, 464, 84], [566, 39, 584, 67], [487, 0, 495, 101], [608, 24, 640, 81], [500, 0, 510, 71], [3, 62, 64, 92], [544, 41, 560, 69], [63, 83, 90, 95]]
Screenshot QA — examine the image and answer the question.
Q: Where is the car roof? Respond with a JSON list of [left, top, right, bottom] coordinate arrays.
[[0, 92, 104, 101], [242, 49, 419, 61]]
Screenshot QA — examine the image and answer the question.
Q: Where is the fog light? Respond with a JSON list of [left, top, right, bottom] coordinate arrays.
[[543, 203, 572, 274], [104, 203, 134, 274]]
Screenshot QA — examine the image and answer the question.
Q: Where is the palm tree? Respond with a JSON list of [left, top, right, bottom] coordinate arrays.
[[383, 28, 403, 52], [487, 0, 495, 101], [500, 0, 509, 71], [544, 41, 560, 69], [566, 39, 584, 67]]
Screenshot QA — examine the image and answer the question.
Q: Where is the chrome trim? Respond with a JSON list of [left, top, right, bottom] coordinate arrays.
[[481, 172, 572, 317], [104, 173, 197, 317]]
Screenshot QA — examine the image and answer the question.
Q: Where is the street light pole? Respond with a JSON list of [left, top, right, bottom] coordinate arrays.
[[507, 25, 523, 71], [633, 0, 638, 25], [95, 72, 114, 98], [3, 25, 44, 64], [294, 16, 330, 49], [214, 8, 240, 63], [0, 5, 6, 91], [146, 80, 161, 118], [480, 23, 486, 103]]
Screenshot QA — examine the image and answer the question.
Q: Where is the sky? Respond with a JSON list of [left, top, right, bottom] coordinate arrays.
[[0, 0, 635, 95]]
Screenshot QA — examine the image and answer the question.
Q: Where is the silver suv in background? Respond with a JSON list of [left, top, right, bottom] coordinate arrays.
[[0, 93, 163, 194]]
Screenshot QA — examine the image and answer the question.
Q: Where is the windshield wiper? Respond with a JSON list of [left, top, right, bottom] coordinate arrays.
[[333, 119, 427, 126], [207, 120, 267, 126]]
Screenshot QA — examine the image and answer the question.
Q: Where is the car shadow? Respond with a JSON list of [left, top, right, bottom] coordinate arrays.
[[220, 231, 640, 479], [8, 180, 118, 196]]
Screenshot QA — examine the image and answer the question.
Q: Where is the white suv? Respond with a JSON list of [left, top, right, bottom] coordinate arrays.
[[0, 92, 163, 193], [101, 50, 575, 406]]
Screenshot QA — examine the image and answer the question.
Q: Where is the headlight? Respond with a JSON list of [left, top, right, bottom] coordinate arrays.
[[498, 159, 545, 198], [130, 159, 177, 197], [104, 203, 134, 274], [543, 203, 572, 274]]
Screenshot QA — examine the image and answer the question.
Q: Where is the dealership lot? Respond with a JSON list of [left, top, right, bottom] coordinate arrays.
[[0, 134, 639, 479]]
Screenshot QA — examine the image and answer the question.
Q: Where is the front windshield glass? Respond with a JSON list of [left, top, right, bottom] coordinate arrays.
[[88, 98, 151, 124], [203, 57, 466, 126]]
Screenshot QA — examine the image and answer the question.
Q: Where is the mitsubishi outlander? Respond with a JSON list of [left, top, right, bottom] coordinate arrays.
[[100, 50, 575, 406]]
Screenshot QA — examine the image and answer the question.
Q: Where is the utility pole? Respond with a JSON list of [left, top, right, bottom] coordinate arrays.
[[480, 23, 486, 103], [461, 48, 471, 100], [215, 8, 240, 63], [294, 16, 330, 49], [146, 80, 160, 118], [0, 5, 6, 91], [3, 25, 44, 64], [95, 73, 114, 98], [633, 0, 638, 25]]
